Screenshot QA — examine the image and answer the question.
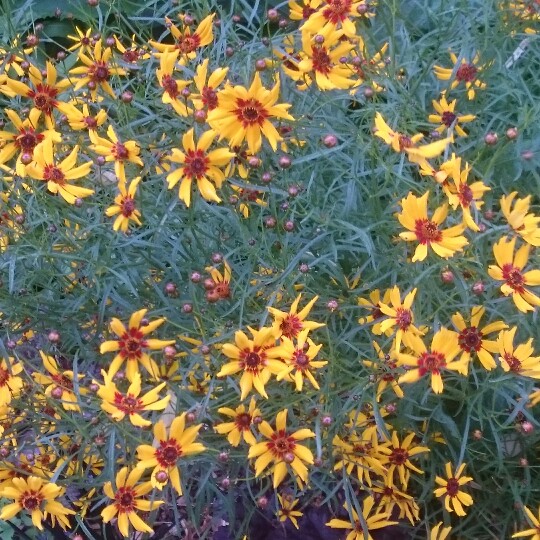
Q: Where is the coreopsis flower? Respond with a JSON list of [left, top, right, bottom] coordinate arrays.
[[488, 236, 540, 312], [348, 37, 388, 95], [215, 397, 261, 446], [326, 496, 398, 540], [150, 14, 215, 61], [248, 409, 315, 488], [190, 58, 229, 111], [289, 0, 323, 21], [0, 109, 61, 176], [89, 125, 143, 179], [433, 462, 474, 516], [268, 294, 325, 340], [302, 0, 372, 36], [100, 308, 175, 381], [0, 357, 23, 405], [136, 413, 206, 493], [358, 288, 391, 335], [296, 29, 356, 90], [105, 175, 142, 232], [378, 431, 429, 487], [277, 494, 303, 529], [217, 326, 285, 399], [276, 329, 327, 391], [451, 306, 507, 372], [332, 431, 387, 486], [166, 128, 235, 207], [231, 184, 267, 217], [25, 138, 93, 204], [363, 341, 404, 400], [205, 260, 232, 301], [0, 62, 70, 128], [500, 192, 540, 246], [101, 467, 164, 538], [372, 481, 420, 525], [33, 351, 86, 411], [373, 113, 452, 164], [207, 73, 294, 153], [56, 101, 108, 132], [0, 476, 75, 530], [440, 157, 490, 231], [95, 371, 171, 427], [377, 286, 423, 351], [397, 191, 468, 261], [513, 505, 540, 539], [345, 405, 392, 440], [156, 50, 191, 117], [66, 26, 93, 53], [397, 329, 467, 394], [114, 34, 150, 63], [497, 327, 540, 378], [431, 522, 453, 540], [428, 95, 476, 137], [433, 53, 487, 99], [70, 40, 126, 100]]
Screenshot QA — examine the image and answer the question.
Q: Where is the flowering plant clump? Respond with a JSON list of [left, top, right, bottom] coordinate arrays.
[[0, 0, 539, 539]]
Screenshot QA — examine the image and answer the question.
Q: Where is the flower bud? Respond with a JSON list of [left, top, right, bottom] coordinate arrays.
[[190, 271, 201, 283], [267, 9, 279, 21], [278, 155, 292, 169], [484, 132, 498, 145], [182, 303, 193, 313], [322, 134, 338, 148], [327, 299, 339, 311], [472, 281, 484, 295], [506, 127, 518, 139], [441, 269, 454, 283]]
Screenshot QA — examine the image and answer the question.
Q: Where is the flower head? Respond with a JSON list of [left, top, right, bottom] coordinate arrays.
[[248, 409, 315, 488], [513, 505, 540, 539], [268, 294, 325, 340], [433, 462, 474, 516], [156, 50, 191, 117], [363, 341, 404, 400], [428, 95, 476, 137], [497, 327, 540, 378], [0, 357, 23, 406], [215, 397, 261, 446], [277, 493, 303, 529], [105, 175, 142, 232], [501, 192, 540, 246], [488, 236, 540, 312], [434, 53, 487, 99]]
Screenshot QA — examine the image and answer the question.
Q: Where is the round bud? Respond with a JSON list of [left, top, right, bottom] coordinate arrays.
[[520, 457, 529, 467], [155, 470, 168, 483], [121, 91, 133, 104], [248, 238, 256, 246], [181, 87, 191, 98], [114, 370, 125, 381], [211, 252, 223, 263], [74, 198, 83, 208], [20, 153, 33, 165], [56, 51, 67, 61], [385, 403, 397, 414], [232, 14, 241, 23], [225, 46, 234, 58], [283, 452, 295, 463], [264, 216, 276, 228], [255, 59, 267, 72], [89, 383, 99, 392], [0, 447, 10, 458], [87, 80, 97, 90], [206, 290, 219, 303], [87, 0, 99, 5], [484, 132, 498, 145], [313, 457, 323, 467], [94, 435, 105, 445], [278, 155, 292, 169], [194, 109, 207, 123], [506, 127, 518, 139], [51, 386, 63, 399], [280, 201, 289, 211], [48, 330, 60, 342], [327, 299, 338, 311], [191, 271, 202, 283], [288, 185, 299, 197], [472, 281, 484, 295], [430, 130, 441, 139], [261, 172, 272, 183], [6, 340, 17, 349], [248, 156, 260, 168], [200, 345, 211, 355], [321, 415, 332, 426], [218, 451, 229, 463], [283, 220, 295, 232], [484, 209, 495, 220], [164, 345, 176, 358], [253, 415, 263, 424], [299, 263, 309, 273], [96, 156, 106, 166], [182, 303, 193, 313], [184, 15, 194, 25], [26, 34, 39, 47], [257, 496, 268, 509], [203, 278, 216, 290], [186, 412, 196, 423], [262, 37, 270, 46], [221, 477, 231, 489], [521, 150, 534, 160], [164, 282, 177, 295], [472, 429, 482, 440], [48, 224, 57, 233], [314, 34, 325, 44], [522, 421, 534, 434], [267, 9, 279, 21], [322, 134, 338, 148], [357, 3, 369, 14], [441, 269, 454, 284], [106, 37, 115, 47]]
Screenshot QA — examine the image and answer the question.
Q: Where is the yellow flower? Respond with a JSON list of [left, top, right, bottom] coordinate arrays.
[[428, 95, 476, 137], [248, 409, 315, 488], [100, 308, 175, 381], [25, 138, 94, 204], [497, 327, 540, 378], [156, 50, 191, 117], [268, 293, 325, 340], [450, 306, 507, 372], [33, 351, 86, 411], [150, 14, 215, 61], [95, 370, 171, 427], [431, 522, 453, 540], [277, 493, 303, 529], [0, 476, 75, 531], [105, 175, 142, 232], [101, 467, 163, 538], [166, 128, 234, 207], [433, 462, 474, 516], [378, 431, 429, 487], [230, 184, 267, 217], [358, 288, 392, 335], [301, 0, 373, 36], [500, 192, 540, 246], [296, 28, 356, 90], [191, 58, 229, 111], [66, 26, 93, 53], [70, 40, 126, 100], [326, 496, 398, 540], [217, 326, 285, 399], [397, 191, 468, 261], [275, 329, 327, 391], [488, 236, 540, 312], [371, 480, 420, 524], [0, 62, 70, 127], [207, 72, 294, 154], [433, 52, 487, 100], [56, 101, 108, 131], [0, 357, 23, 406], [398, 329, 467, 394], [89, 124, 143, 179], [363, 341, 404, 400], [513, 505, 540, 539], [289, 0, 323, 21], [136, 413, 206, 493], [114, 34, 150, 63], [215, 397, 261, 446], [377, 286, 424, 351]]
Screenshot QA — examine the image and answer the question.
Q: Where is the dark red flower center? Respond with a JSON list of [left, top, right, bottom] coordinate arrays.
[[501, 264, 525, 293], [458, 184, 474, 207], [234, 98, 269, 127], [114, 392, 144, 414], [112, 142, 129, 161], [115, 487, 136, 512], [84, 116, 98, 129], [292, 350, 310, 370], [0, 367, 9, 387], [240, 348, 266, 372], [118, 328, 148, 360], [456, 63, 477, 82], [43, 165, 66, 186], [446, 477, 460, 497], [311, 46, 332, 75], [268, 429, 296, 457], [280, 315, 303, 339], [504, 353, 521, 372], [303, 6, 316, 18], [202, 86, 218, 110], [156, 439, 182, 467], [414, 219, 443, 244], [20, 491, 43, 510], [395, 307, 412, 330], [322, 0, 353, 23], [235, 412, 252, 430], [161, 75, 179, 98], [176, 34, 201, 54], [183, 149, 209, 179], [398, 135, 413, 150], [51, 373, 73, 390], [16, 128, 43, 152], [120, 196, 136, 217], [390, 447, 409, 465], [28, 84, 59, 115], [441, 111, 457, 127], [458, 326, 483, 352], [89, 61, 111, 82], [418, 350, 446, 376]]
